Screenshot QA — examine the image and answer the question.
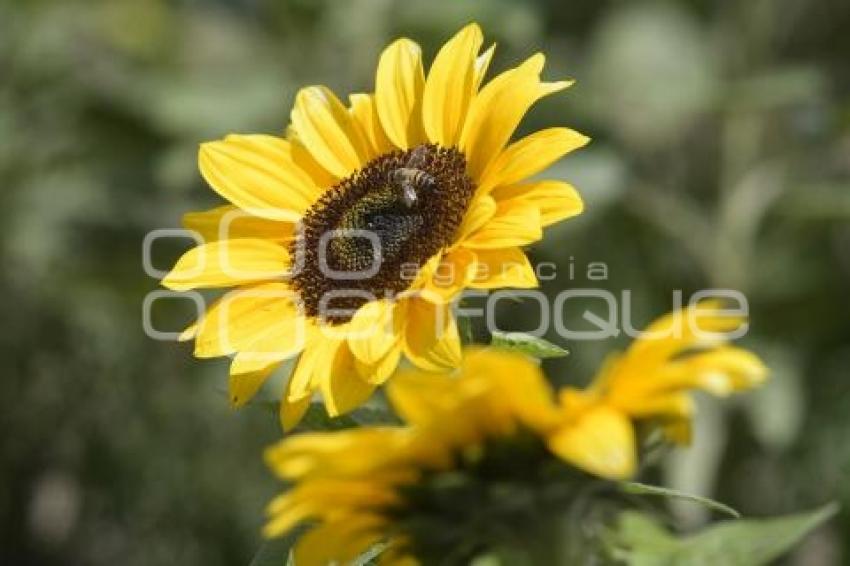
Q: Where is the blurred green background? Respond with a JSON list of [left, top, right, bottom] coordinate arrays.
[[2, 0, 849, 564]]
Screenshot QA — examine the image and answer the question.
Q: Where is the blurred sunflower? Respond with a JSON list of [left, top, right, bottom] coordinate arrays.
[[554, 300, 768, 478], [262, 304, 767, 564], [162, 23, 588, 427], [263, 349, 580, 565]]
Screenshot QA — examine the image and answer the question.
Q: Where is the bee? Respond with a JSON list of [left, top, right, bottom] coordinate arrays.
[[328, 146, 435, 269], [330, 187, 424, 269], [387, 145, 436, 208]]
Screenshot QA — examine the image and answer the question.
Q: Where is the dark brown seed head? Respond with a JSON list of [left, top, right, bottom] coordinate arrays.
[[289, 144, 475, 324]]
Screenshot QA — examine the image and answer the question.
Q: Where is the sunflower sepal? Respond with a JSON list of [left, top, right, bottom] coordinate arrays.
[[618, 481, 741, 518], [490, 330, 569, 359]]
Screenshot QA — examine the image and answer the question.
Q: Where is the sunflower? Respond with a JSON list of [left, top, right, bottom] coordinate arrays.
[[262, 305, 767, 564], [263, 349, 582, 565], [553, 300, 768, 478], [162, 23, 588, 428]]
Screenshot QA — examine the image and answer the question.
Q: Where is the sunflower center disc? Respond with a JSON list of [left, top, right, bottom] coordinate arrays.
[[289, 144, 475, 324]]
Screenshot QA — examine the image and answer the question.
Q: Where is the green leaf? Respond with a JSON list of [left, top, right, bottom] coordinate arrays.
[[252, 538, 385, 566], [620, 481, 741, 518], [249, 531, 301, 566], [294, 403, 401, 431], [351, 542, 388, 565], [294, 403, 360, 431], [245, 398, 401, 432], [348, 405, 403, 427], [490, 331, 569, 359], [615, 510, 678, 547], [611, 503, 839, 566], [457, 315, 475, 345]]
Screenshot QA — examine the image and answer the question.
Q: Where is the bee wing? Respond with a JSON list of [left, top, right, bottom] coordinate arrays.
[[405, 145, 430, 168]]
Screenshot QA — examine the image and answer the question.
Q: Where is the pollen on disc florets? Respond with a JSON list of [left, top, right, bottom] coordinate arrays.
[[289, 144, 475, 324]]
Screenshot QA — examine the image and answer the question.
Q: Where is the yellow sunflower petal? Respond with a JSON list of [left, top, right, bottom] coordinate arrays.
[[468, 248, 538, 289], [620, 392, 694, 421], [355, 340, 402, 385], [402, 298, 462, 371], [422, 23, 483, 146], [479, 127, 589, 191], [462, 348, 561, 431], [262, 498, 314, 539], [321, 342, 377, 416], [456, 195, 497, 242], [228, 314, 312, 376], [293, 518, 383, 566], [626, 302, 748, 367], [678, 346, 769, 395], [349, 93, 394, 160], [462, 200, 543, 249], [288, 338, 338, 402], [706, 346, 769, 391], [182, 205, 295, 243], [291, 86, 366, 178], [375, 38, 425, 149], [280, 395, 311, 433], [198, 135, 320, 221], [161, 239, 289, 291], [460, 53, 572, 180], [307, 334, 344, 388], [348, 299, 400, 364], [265, 428, 411, 480], [420, 247, 477, 302], [227, 358, 280, 408], [281, 374, 312, 432], [547, 406, 636, 480], [193, 282, 298, 358], [387, 369, 461, 426], [178, 322, 197, 342], [287, 128, 339, 188], [650, 300, 744, 340], [491, 180, 584, 226], [195, 283, 298, 358], [474, 43, 496, 89], [400, 252, 443, 296]]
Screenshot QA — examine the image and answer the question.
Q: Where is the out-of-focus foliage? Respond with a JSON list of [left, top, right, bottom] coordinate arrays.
[[1, 0, 848, 565], [609, 504, 839, 565]]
